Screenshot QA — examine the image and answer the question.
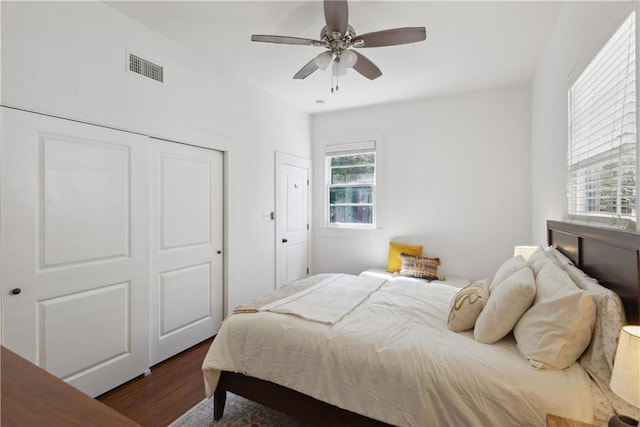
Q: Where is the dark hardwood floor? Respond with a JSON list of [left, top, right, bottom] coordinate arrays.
[[97, 338, 214, 426]]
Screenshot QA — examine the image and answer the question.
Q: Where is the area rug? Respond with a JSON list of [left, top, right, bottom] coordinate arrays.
[[169, 392, 307, 427]]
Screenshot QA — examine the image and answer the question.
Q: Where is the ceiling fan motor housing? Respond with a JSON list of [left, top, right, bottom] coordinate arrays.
[[320, 24, 356, 43]]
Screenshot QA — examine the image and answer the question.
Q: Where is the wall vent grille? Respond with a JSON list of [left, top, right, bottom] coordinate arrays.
[[129, 53, 164, 83]]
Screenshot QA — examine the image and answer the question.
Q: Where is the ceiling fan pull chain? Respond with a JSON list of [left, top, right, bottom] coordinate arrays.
[[331, 60, 335, 93]]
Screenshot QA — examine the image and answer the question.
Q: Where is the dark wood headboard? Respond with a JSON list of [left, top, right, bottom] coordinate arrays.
[[547, 220, 640, 324]]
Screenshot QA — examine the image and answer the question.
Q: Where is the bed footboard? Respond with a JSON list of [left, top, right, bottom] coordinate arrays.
[[213, 371, 391, 426]]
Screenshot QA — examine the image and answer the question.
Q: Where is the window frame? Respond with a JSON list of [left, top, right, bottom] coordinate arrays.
[[324, 140, 378, 229], [566, 8, 638, 229]]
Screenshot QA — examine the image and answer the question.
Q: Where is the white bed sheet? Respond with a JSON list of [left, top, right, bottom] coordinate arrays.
[[203, 274, 595, 427]]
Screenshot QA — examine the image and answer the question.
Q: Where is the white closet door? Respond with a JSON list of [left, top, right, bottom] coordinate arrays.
[[0, 108, 150, 397], [149, 139, 223, 365]]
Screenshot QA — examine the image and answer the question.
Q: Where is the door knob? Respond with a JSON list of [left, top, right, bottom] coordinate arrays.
[[11, 288, 21, 295], [282, 238, 288, 243]]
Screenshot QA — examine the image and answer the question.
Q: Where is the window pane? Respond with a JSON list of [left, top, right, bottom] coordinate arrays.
[[329, 186, 373, 204], [568, 159, 637, 216], [331, 166, 374, 184], [330, 153, 374, 167], [329, 187, 346, 203], [329, 206, 373, 224], [347, 186, 372, 203]]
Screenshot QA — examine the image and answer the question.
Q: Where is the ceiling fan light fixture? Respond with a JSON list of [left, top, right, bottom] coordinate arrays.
[[333, 60, 347, 77], [315, 52, 332, 70], [341, 50, 358, 68]]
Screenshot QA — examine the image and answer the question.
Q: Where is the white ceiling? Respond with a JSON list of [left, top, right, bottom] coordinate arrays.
[[108, 1, 564, 114]]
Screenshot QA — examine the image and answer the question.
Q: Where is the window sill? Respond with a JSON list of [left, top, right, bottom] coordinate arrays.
[[318, 225, 383, 239], [565, 215, 637, 232]]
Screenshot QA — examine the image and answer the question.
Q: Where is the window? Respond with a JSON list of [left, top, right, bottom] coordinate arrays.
[[567, 11, 637, 228], [325, 141, 376, 228]]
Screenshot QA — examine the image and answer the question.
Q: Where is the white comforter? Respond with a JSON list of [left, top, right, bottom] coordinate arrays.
[[260, 274, 386, 324], [202, 274, 595, 427]]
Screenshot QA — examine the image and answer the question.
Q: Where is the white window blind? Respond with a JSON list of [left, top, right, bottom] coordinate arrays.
[[325, 141, 376, 227], [567, 11, 637, 227]]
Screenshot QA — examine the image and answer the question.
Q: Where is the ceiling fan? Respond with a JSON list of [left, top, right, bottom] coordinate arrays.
[[251, 0, 426, 91]]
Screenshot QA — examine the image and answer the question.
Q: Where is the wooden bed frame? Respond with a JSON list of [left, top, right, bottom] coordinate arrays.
[[547, 220, 640, 324], [213, 220, 640, 426]]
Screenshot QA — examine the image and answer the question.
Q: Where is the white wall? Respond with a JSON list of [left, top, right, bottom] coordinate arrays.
[[0, 1, 311, 311], [311, 84, 531, 281], [530, 0, 638, 244]]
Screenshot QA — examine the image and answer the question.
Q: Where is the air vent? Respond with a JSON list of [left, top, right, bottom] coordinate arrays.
[[128, 52, 164, 83]]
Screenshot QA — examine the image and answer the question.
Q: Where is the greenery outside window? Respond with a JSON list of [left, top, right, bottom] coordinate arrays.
[[567, 11, 637, 228], [326, 141, 376, 228]]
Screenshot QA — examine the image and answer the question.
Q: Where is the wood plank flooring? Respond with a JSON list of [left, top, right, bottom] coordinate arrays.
[[97, 338, 214, 426]]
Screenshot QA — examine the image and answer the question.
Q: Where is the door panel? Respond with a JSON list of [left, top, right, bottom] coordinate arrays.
[[159, 262, 211, 336], [1, 107, 150, 397], [286, 173, 306, 232], [275, 153, 310, 288], [39, 282, 130, 378], [160, 154, 212, 249], [286, 243, 307, 283], [149, 140, 223, 365], [40, 135, 130, 266]]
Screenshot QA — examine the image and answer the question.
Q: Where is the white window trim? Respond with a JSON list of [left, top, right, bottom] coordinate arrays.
[[321, 135, 383, 231], [565, 5, 638, 230]]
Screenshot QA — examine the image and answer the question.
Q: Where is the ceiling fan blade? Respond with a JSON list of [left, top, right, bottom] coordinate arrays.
[[352, 27, 426, 48], [293, 58, 319, 80], [324, 0, 348, 37], [251, 35, 322, 46], [352, 51, 382, 80]]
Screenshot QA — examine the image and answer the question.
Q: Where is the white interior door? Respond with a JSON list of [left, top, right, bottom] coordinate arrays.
[[0, 107, 150, 397], [275, 152, 310, 288], [149, 139, 223, 365]]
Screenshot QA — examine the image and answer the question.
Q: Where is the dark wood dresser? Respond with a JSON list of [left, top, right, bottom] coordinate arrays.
[[1, 346, 140, 426]]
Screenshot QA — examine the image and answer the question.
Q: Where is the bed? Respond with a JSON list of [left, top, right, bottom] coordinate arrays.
[[202, 221, 640, 426]]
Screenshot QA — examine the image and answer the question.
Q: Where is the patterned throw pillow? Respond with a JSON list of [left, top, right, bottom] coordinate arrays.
[[386, 242, 423, 272], [398, 253, 441, 280], [447, 279, 490, 332]]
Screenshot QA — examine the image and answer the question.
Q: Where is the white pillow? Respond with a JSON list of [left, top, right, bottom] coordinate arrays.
[[474, 266, 536, 344], [490, 255, 527, 292], [514, 262, 596, 370], [527, 247, 553, 277], [447, 279, 489, 332], [545, 246, 574, 268]]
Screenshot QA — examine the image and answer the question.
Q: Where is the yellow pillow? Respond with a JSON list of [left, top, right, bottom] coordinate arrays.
[[386, 242, 423, 272]]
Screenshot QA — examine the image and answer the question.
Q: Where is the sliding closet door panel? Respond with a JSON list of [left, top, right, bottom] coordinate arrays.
[[0, 108, 150, 397], [149, 139, 223, 365], [41, 136, 130, 266]]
